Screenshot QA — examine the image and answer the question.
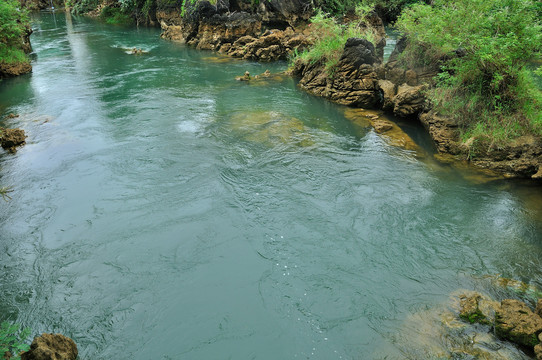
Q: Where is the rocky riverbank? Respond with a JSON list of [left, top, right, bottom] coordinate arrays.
[[157, 0, 315, 61], [291, 34, 542, 179], [156, 0, 541, 179]]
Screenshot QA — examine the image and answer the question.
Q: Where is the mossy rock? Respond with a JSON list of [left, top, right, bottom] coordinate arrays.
[[495, 299, 542, 347]]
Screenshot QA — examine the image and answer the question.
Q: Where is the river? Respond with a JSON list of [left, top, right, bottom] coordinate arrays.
[[1, 11, 542, 360]]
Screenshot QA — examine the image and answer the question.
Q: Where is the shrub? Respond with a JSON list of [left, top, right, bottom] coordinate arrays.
[[0, 0, 30, 65], [0, 322, 30, 360], [292, 6, 377, 75], [396, 0, 542, 143]]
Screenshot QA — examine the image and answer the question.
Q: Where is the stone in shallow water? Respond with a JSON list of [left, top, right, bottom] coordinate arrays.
[[458, 292, 500, 325], [0, 128, 26, 153], [495, 299, 542, 347], [229, 111, 313, 147], [21, 333, 77, 360]]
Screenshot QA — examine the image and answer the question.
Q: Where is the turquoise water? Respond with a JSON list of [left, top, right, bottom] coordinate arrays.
[[1, 12, 542, 360]]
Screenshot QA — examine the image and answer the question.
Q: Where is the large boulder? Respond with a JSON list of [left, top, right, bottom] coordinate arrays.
[[257, 0, 313, 25], [377, 79, 395, 111], [495, 299, 542, 347], [21, 334, 77, 360], [339, 38, 377, 67], [392, 83, 427, 118]]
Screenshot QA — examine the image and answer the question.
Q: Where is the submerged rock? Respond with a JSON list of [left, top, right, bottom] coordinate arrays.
[[458, 292, 500, 325], [495, 299, 542, 347], [0, 128, 26, 153], [21, 334, 77, 360]]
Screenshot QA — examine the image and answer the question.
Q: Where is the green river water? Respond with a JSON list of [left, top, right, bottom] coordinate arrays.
[[1, 11, 542, 360]]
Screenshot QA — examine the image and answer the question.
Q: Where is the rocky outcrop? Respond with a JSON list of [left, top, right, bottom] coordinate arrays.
[[0, 128, 26, 153], [392, 83, 426, 118], [419, 110, 542, 178], [158, 0, 313, 60], [458, 293, 498, 325], [457, 292, 542, 358], [293, 38, 382, 108], [21, 334, 77, 360], [0, 62, 32, 78], [292, 31, 542, 179], [225, 27, 311, 61], [495, 299, 542, 347]]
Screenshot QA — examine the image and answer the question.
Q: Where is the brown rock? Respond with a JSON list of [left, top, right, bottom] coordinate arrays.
[[535, 343, 542, 360], [392, 84, 427, 118], [405, 69, 417, 86], [0, 61, 32, 78], [537, 299, 542, 318], [21, 333, 77, 360], [377, 80, 396, 111], [372, 119, 393, 133], [495, 299, 542, 347], [458, 292, 500, 324], [0, 128, 26, 153]]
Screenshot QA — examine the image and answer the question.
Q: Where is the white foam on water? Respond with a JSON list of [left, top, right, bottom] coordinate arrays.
[[177, 120, 203, 134]]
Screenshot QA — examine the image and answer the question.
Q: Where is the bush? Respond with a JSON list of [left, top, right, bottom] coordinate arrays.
[[0, 0, 30, 65], [100, 5, 134, 24], [0, 322, 30, 360], [396, 0, 542, 143], [292, 6, 377, 75]]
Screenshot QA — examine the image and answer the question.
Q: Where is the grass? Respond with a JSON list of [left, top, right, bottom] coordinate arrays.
[[101, 6, 134, 25], [0, 45, 29, 65], [396, 0, 542, 149], [292, 7, 377, 75]]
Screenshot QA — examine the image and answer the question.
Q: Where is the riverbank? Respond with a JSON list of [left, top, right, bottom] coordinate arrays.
[[4, 11, 542, 359], [0, 0, 34, 79], [154, 0, 542, 179]]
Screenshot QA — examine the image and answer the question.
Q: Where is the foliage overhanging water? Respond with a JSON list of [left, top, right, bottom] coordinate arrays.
[[1, 12, 542, 360]]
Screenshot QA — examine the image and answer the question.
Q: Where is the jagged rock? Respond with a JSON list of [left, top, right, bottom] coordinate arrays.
[[377, 79, 395, 111], [419, 111, 461, 154], [392, 84, 427, 118], [21, 334, 77, 360], [0, 62, 32, 78], [0, 128, 26, 153], [495, 299, 542, 347], [257, 0, 313, 25], [339, 38, 377, 67], [458, 292, 500, 325]]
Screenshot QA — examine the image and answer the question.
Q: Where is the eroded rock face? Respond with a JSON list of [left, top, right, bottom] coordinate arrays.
[[0, 62, 32, 78], [158, 0, 313, 60], [418, 110, 542, 178], [458, 292, 500, 325], [21, 334, 77, 360], [0, 128, 26, 153], [495, 299, 542, 347], [418, 111, 461, 155], [294, 38, 382, 108], [392, 83, 427, 118]]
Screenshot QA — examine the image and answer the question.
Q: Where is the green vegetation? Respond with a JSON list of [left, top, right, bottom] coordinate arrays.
[[0, 0, 30, 66], [459, 308, 488, 325], [0, 322, 30, 359], [396, 0, 542, 146], [291, 6, 377, 75], [100, 5, 134, 24]]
